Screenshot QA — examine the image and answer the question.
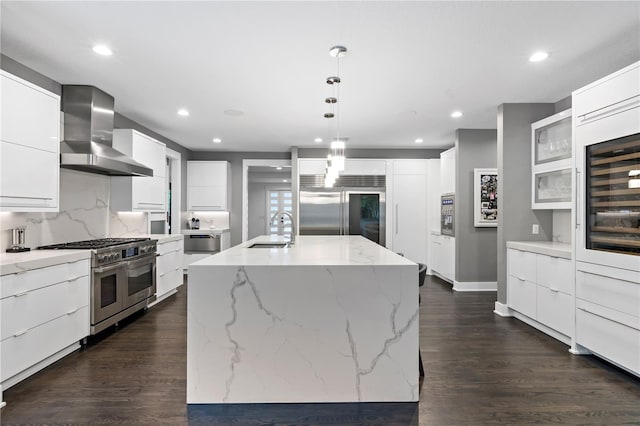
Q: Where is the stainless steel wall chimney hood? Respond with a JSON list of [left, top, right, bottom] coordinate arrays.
[[60, 85, 153, 177]]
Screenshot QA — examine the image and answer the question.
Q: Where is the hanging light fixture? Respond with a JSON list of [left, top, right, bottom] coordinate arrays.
[[323, 45, 347, 186]]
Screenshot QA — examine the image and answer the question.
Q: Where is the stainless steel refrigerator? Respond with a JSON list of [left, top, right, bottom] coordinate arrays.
[[299, 175, 386, 246]]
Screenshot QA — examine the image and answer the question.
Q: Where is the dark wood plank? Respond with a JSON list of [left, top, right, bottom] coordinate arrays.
[[2, 275, 639, 425]]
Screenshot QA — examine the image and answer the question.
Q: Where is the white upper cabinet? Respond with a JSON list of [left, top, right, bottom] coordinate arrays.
[[110, 129, 166, 212], [0, 71, 60, 212], [439, 148, 456, 195], [531, 109, 572, 210], [187, 161, 230, 211]]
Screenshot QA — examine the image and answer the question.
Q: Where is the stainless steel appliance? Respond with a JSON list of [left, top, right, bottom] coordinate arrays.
[[184, 233, 220, 254], [441, 193, 455, 236], [60, 85, 153, 177], [6, 227, 29, 252], [299, 175, 385, 245], [38, 237, 157, 334]]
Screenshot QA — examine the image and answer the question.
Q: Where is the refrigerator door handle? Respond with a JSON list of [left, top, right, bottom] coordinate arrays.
[[395, 203, 399, 234]]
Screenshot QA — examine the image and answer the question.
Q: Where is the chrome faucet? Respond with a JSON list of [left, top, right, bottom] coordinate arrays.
[[270, 210, 295, 245]]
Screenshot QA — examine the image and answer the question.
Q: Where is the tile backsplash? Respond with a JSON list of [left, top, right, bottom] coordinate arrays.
[[1, 169, 149, 251]]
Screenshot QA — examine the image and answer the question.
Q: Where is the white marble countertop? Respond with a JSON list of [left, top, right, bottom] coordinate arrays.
[[147, 234, 183, 243], [192, 235, 415, 267], [506, 241, 572, 259], [182, 228, 229, 235], [0, 249, 91, 275]]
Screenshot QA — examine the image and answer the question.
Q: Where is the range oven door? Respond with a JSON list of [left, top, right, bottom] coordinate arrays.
[[92, 262, 126, 325], [123, 254, 156, 309]]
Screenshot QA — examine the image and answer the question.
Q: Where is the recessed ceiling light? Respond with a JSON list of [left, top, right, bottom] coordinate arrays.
[[283, 179, 289, 183], [177, 109, 189, 117], [529, 51, 549, 62], [92, 45, 112, 56], [450, 111, 463, 118], [276, 166, 283, 170], [415, 138, 424, 144], [314, 138, 323, 143], [212, 138, 222, 143]]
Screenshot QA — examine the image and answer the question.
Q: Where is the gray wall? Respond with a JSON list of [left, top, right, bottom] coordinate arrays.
[[189, 151, 291, 246], [496, 104, 555, 304], [454, 129, 498, 283]]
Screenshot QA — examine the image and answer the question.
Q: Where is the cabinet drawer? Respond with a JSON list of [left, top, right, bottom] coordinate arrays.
[[1, 259, 90, 299], [157, 266, 183, 296], [1, 276, 89, 339], [576, 267, 640, 318], [536, 285, 572, 336], [576, 304, 640, 375], [1, 306, 88, 381], [157, 250, 182, 275], [574, 64, 640, 119], [507, 249, 536, 283], [507, 275, 537, 319], [537, 255, 572, 294], [157, 239, 183, 256]]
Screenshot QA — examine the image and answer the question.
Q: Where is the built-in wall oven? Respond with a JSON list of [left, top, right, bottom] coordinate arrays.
[[39, 238, 157, 334]]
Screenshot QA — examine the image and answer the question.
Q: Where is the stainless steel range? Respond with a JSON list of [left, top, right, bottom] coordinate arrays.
[[38, 237, 157, 334]]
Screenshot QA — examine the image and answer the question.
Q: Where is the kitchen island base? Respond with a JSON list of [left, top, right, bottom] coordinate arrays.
[[187, 236, 418, 404]]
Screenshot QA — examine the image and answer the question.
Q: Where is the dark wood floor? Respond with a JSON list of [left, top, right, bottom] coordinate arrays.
[[2, 275, 639, 425]]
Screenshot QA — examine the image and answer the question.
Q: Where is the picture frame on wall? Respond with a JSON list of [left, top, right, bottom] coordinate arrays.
[[474, 168, 498, 227]]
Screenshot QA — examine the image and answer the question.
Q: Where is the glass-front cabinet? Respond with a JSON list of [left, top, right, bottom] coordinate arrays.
[[586, 133, 640, 256], [531, 109, 572, 209]]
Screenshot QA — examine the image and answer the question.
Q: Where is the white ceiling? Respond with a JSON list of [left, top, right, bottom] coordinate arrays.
[[2, 1, 639, 152]]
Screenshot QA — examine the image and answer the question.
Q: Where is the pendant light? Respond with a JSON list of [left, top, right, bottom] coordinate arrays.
[[323, 45, 347, 186]]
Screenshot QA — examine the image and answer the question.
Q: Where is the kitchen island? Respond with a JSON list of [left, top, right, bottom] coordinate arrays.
[[187, 235, 419, 404]]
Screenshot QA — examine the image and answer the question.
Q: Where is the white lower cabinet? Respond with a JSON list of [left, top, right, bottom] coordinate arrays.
[[1, 258, 90, 388], [507, 247, 572, 343], [575, 262, 640, 376], [155, 238, 184, 302]]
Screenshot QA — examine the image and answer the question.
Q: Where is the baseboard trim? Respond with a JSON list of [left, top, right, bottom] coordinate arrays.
[[493, 301, 512, 317], [453, 280, 497, 292], [148, 288, 179, 308], [512, 311, 571, 346], [431, 270, 453, 284], [569, 344, 591, 355]]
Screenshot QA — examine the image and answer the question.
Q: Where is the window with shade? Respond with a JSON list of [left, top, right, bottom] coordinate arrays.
[[268, 190, 292, 237]]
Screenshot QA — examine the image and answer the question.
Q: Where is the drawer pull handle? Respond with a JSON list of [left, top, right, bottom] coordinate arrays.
[[68, 276, 84, 282], [13, 329, 28, 337], [549, 287, 559, 293], [13, 291, 28, 298], [577, 306, 638, 330], [66, 308, 79, 315], [517, 277, 526, 282], [159, 272, 167, 277]]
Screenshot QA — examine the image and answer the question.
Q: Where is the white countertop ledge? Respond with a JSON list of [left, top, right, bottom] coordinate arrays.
[[0, 250, 91, 275], [192, 235, 415, 267], [506, 241, 572, 259], [182, 228, 229, 235]]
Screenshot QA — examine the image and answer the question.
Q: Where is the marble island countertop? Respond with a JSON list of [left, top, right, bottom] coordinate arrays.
[[192, 235, 415, 267], [187, 234, 419, 404], [506, 241, 572, 259]]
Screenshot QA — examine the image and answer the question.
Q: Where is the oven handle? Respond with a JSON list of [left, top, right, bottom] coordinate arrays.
[[125, 253, 157, 268], [94, 263, 126, 274]]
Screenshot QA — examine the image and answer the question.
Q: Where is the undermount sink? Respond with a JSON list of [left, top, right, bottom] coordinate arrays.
[[248, 242, 289, 249]]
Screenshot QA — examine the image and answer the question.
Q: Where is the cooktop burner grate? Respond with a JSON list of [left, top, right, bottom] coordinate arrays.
[[38, 237, 150, 250]]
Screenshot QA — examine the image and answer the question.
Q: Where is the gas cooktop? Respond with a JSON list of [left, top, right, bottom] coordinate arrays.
[[38, 237, 150, 250]]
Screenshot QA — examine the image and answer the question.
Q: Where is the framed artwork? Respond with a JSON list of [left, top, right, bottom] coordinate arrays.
[[474, 168, 498, 227]]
